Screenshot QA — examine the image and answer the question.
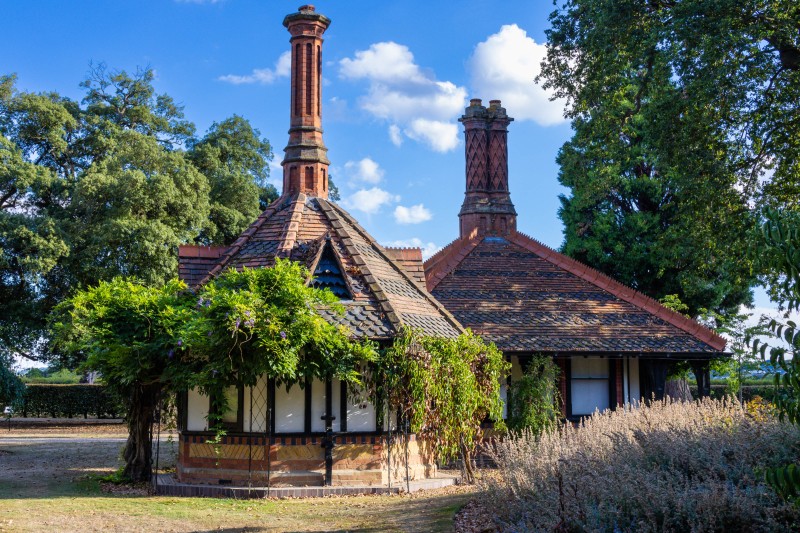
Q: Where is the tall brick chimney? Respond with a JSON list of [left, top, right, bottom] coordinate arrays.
[[458, 99, 516, 238], [282, 5, 331, 198]]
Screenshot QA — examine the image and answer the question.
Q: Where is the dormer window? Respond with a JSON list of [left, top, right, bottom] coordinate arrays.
[[311, 241, 352, 299]]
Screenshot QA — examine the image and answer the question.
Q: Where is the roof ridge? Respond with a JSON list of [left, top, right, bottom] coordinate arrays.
[[508, 230, 727, 351], [199, 194, 296, 284], [320, 199, 464, 336], [276, 194, 308, 258], [423, 235, 483, 291], [316, 199, 405, 334]]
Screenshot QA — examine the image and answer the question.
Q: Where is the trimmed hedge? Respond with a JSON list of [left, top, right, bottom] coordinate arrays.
[[14, 384, 123, 419], [689, 384, 779, 403]]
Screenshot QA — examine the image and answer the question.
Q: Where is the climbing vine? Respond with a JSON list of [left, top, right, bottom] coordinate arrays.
[[53, 259, 377, 481], [381, 329, 509, 483], [507, 355, 561, 436]]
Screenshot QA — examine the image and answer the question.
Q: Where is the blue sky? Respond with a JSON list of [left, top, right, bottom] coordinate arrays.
[[3, 0, 784, 341], [5, 0, 571, 256]]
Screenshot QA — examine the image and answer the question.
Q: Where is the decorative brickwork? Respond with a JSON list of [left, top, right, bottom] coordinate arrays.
[[458, 99, 517, 238], [176, 432, 435, 487], [282, 5, 331, 198]]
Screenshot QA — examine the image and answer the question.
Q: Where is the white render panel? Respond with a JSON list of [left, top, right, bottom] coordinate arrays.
[[310, 378, 327, 432], [187, 388, 208, 431], [623, 358, 630, 405], [346, 386, 376, 432], [274, 383, 305, 433], [331, 379, 342, 432], [629, 357, 640, 404], [571, 380, 609, 415]]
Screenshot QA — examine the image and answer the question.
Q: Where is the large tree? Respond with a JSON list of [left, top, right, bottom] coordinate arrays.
[[541, 0, 800, 316], [0, 67, 275, 383]]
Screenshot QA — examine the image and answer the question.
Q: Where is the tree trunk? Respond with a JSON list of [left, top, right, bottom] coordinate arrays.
[[122, 383, 160, 483], [664, 378, 693, 402]]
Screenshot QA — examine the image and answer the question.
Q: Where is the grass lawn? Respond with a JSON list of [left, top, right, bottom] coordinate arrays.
[[0, 427, 473, 532]]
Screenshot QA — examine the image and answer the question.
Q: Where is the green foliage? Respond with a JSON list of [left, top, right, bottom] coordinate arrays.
[[748, 208, 800, 501], [538, 0, 800, 316], [15, 384, 122, 418], [659, 294, 690, 317], [381, 329, 509, 482], [177, 260, 377, 428], [0, 66, 274, 373], [52, 260, 377, 480], [507, 356, 560, 435], [188, 115, 276, 244], [327, 177, 341, 203], [21, 367, 81, 384], [0, 362, 23, 406]]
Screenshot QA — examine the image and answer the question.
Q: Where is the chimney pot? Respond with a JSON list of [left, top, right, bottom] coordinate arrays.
[[299, 4, 315, 12], [489, 99, 501, 107], [470, 98, 482, 107]]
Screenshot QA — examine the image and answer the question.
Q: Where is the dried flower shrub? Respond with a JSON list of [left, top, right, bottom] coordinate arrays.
[[482, 397, 800, 532]]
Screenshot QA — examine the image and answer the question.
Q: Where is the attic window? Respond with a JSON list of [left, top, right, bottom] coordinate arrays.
[[311, 242, 352, 299]]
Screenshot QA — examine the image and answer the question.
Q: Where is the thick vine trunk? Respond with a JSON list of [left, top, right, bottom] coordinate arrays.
[[122, 383, 161, 483], [664, 378, 693, 402], [459, 437, 475, 484]]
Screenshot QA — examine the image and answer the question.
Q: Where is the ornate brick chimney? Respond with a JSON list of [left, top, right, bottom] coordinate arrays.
[[282, 5, 331, 198], [458, 99, 516, 238]]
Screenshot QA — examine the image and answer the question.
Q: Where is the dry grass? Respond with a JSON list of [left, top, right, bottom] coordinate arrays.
[[0, 427, 471, 532], [481, 397, 800, 532]]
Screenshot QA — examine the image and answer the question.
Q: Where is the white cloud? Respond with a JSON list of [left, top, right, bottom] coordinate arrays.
[[404, 119, 460, 153], [468, 25, 567, 126], [394, 204, 432, 224], [384, 238, 441, 260], [340, 42, 427, 83], [340, 42, 467, 152], [344, 157, 384, 185], [388, 125, 403, 146], [342, 187, 399, 215], [218, 51, 291, 85]]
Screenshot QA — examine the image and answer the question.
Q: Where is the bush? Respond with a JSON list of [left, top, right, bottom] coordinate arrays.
[[483, 398, 800, 532], [14, 384, 123, 418], [507, 355, 560, 435]]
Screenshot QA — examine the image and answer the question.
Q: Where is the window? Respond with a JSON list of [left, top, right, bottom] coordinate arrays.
[[570, 358, 609, 416], [209, 384, 244, 432], [310, 241, 352, 299]]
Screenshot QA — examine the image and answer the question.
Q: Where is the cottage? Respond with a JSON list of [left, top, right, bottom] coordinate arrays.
[[174, 4, 726, 489], [424, 99, 725, 419], [175, 5, 461, 487]]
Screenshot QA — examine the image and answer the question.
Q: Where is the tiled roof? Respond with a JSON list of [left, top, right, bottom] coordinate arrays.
[[424, 232, 726, 354], [179, 193, 462, 340], [178, 246, 229, 287]]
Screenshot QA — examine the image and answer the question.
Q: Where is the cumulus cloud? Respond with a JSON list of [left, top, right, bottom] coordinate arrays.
[[339, 42, 467, 152], [468, 25, 567, 126], [384, 238, 440, 260], [404, 119, 460, 153], [219, 51, 291, 85], [394, 204, 432, 224], [342, 187, 399, 215], [344, 157, 384, 185]]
